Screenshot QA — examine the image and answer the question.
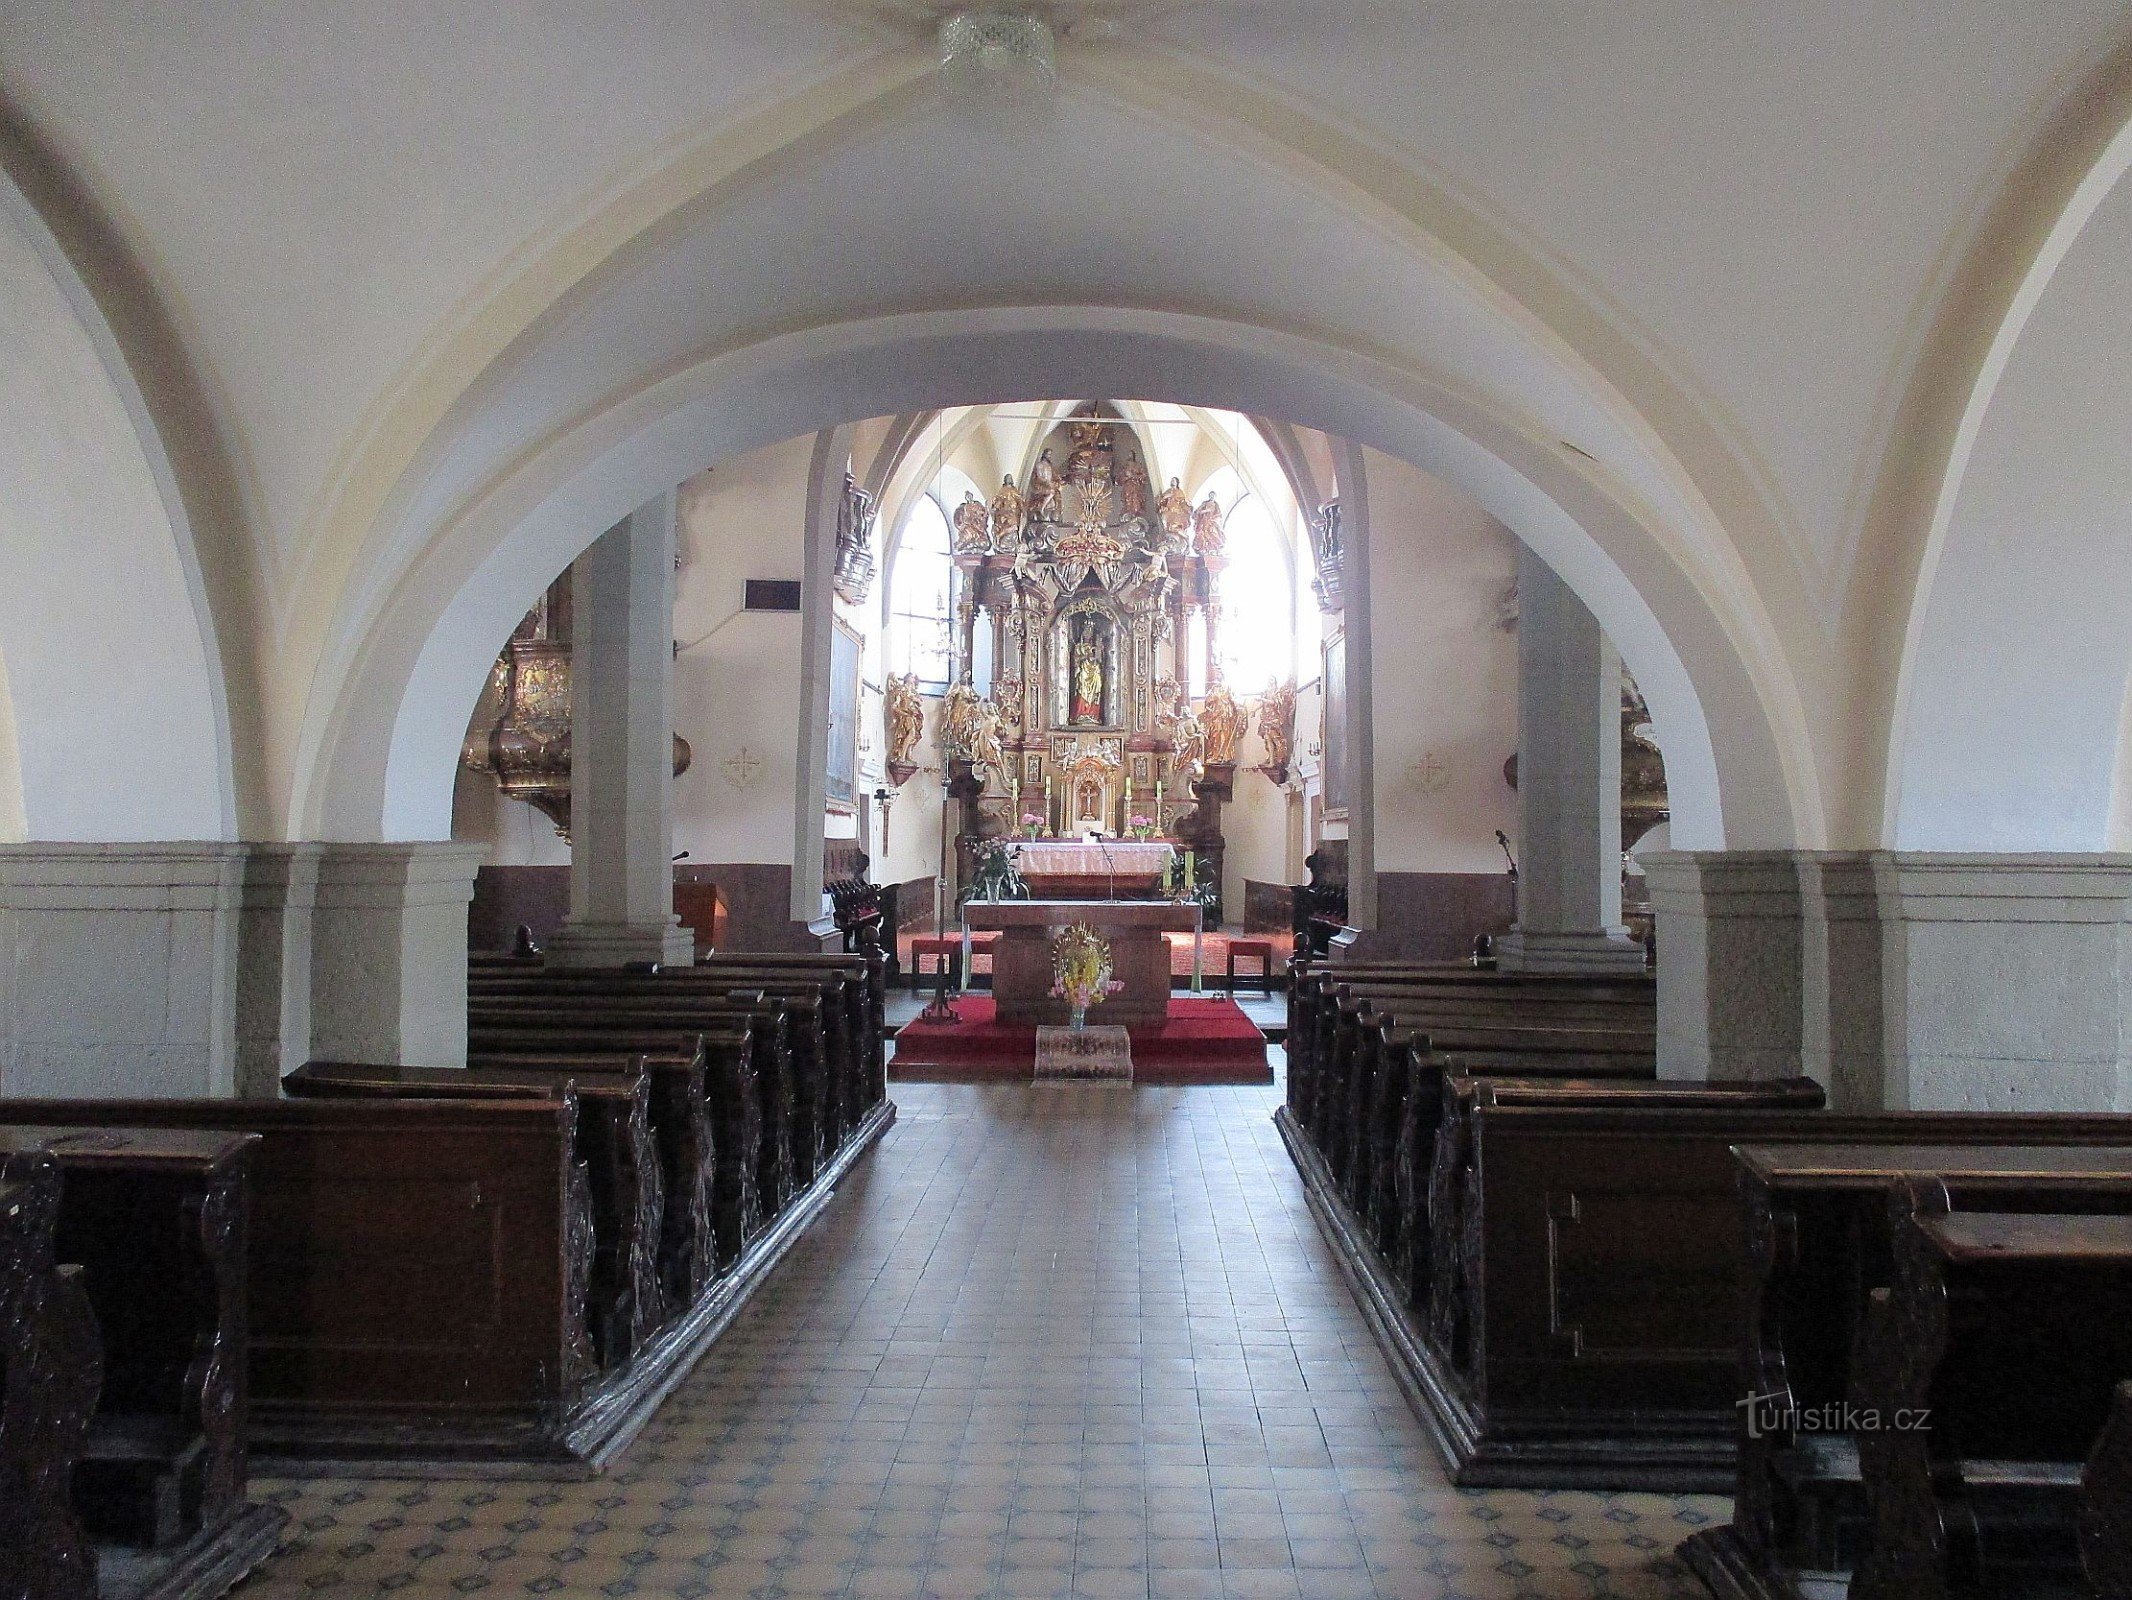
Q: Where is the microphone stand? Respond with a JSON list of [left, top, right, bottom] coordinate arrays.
[[1496, 829, 1519, 922]]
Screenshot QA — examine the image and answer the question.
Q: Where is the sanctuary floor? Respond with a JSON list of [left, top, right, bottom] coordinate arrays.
[[246, 1073, 1722, 1599]]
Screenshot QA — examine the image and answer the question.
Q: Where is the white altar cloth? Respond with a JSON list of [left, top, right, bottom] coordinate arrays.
[[1012, 840, 1175, 877]]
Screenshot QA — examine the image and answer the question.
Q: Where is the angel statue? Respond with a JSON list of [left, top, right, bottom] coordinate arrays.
[[1167, 703, 1207, 786], [1201, 682, 1248, 766], [884, 672, 925, 778], [1156, 477, 1192, 551], [1192, 490, 1226, 558], [1029, 449, 1064, 523], [940, 681, 1002, 779], [1119, 454, 1151, 520], [952, 489, 991, 555], [989, 474, 1025, 554], [1255, 679, 1298, 785]]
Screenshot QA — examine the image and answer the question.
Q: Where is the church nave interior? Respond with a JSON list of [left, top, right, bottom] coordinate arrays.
[[7, 5, 2132, 1599]]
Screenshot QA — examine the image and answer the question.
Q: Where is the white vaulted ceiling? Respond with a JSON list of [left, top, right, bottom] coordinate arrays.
[[2, 1, 2116, 584], [3, 1, 2131, 849]]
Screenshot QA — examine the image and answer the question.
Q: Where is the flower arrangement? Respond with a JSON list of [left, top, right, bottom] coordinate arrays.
[[1021, 811, 1045, 839], [1128, 814, 1153, 840], [1049, 922, 1122, 1029]]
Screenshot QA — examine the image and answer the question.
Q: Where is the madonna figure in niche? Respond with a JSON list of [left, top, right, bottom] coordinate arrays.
[[1071, 639, 1104, 725]]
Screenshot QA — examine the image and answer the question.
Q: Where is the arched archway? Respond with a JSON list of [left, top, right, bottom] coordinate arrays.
[[295, 307, 1803, 860]]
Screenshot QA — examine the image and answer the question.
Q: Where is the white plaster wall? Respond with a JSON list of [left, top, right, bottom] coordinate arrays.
[[0, 200, 229, 840], [673, 449, 808, 865], [1895, 167, 2132, 850], [1364, 450, 1522, 874], [0, 644, 24, 843]]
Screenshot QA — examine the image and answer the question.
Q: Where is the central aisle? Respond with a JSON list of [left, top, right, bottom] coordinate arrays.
[[252, 1080, 1722, 1598]]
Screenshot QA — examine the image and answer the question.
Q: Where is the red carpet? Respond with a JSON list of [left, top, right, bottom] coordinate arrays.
[[890, 996, 1272, 1084]]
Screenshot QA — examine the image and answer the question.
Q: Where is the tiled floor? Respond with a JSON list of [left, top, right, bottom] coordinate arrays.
[[246, 1073, 1724, 1598]]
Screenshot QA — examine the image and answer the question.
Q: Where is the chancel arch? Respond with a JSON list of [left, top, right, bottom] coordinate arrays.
[[303, 308, 1788, 872]]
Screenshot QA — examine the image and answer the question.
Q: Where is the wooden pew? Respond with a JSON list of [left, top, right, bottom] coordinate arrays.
[[463, 1021, 765, 1265], [470, 982, 832, 1190], [1319, 994, 1655, 1212], [0, 1097, 597, 1477], [0, 1152, 101, 1600], [1853, 1189, 2132, 1600], [1281, 1068, 2132, 1495], [1288, 962, 1652, 1137], [0, 1129, 288, 1598], [470, 955, 882, 1154], [284, 1064, 668, 1367], [1682, 1142, 2132, 1600]]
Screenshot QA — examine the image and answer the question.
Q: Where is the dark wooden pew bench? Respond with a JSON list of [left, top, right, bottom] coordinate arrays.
[[0, 1153, 102, 1600], [0, 1129, 288, 1599], [0, 1097, 595, 1479], [284, 1064, 668, 1368], [1853, 1192, 2132, 1600], [464, 1021, 765, 1266], [1683, 1141, 2132, 1600]]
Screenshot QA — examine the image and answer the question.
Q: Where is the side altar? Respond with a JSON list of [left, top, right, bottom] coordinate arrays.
[[963, 900, 1201, 1029], [1010, 838, 1175, 899]]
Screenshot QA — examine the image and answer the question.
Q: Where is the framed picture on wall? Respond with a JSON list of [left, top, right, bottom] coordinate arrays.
[[827, 619, 860, 812], [1321, 629, 1349, 822]]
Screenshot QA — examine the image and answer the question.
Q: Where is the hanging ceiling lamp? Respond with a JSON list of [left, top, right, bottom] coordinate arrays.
[[937, 9, 1057, 107]]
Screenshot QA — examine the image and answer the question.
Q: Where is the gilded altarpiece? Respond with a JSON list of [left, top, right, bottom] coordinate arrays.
[[931, 401, 1239, 916]]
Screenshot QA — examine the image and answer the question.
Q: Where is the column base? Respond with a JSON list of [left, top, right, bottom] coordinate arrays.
[[547, 918, 696, 969], [1493, 928, 1648, 974]]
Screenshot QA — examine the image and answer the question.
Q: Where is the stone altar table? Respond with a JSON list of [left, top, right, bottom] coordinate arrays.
[[963, 899, 1201, 1028], [1009, 839, 1176, 900]]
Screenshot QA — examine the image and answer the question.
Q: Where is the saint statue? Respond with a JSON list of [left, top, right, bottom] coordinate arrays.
[[884, 672, 925, 775], [1156, 477, 1192, 551], [989, 475, 1025, 553], [952, 489, 990, 555], [1201, 682, 1248, 766], [1255, 679, 1298, 785], [1119, 454, 1151, 519], [991, 673, 1024, 744], [1029, 450, 1064, 523], [1168, 705, 1206, 785], [1065, 414, 1114, 486], [1192, 491, 1226, 558], [1070, 639, 1105, 726]]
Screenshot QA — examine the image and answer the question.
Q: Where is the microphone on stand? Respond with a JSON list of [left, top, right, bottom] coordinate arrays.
[[1495, 829, 1518, 881]]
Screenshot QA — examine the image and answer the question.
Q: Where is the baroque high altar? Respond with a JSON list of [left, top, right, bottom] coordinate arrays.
[[890, 403, 1253, 914]]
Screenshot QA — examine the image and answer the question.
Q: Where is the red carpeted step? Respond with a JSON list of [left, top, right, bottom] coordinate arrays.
[[889, 996, 1271, 1084]]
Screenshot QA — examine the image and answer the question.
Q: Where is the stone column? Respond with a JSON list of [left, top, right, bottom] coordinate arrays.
[[1641, 850, 1805, 1085], [1494, 549, 1645, 973], [549, 493, 695, 967], [307, 843, 485, 1067]]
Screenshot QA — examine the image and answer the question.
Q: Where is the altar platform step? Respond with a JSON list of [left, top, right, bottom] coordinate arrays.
[[887, 995, 1272, 1084]]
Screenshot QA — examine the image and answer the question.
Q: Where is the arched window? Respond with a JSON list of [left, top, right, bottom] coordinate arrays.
[[1208, 480, 1296, 692], [888, 494, 955, 690]]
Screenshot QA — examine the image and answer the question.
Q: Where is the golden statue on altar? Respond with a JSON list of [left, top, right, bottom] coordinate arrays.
[[1070, 638, 1105, 725], [1201, 682, 1248, 766], [1156, 477, 1192, 551], [1192, 491, 1226, 557], [989, 475, 1024, 552]]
